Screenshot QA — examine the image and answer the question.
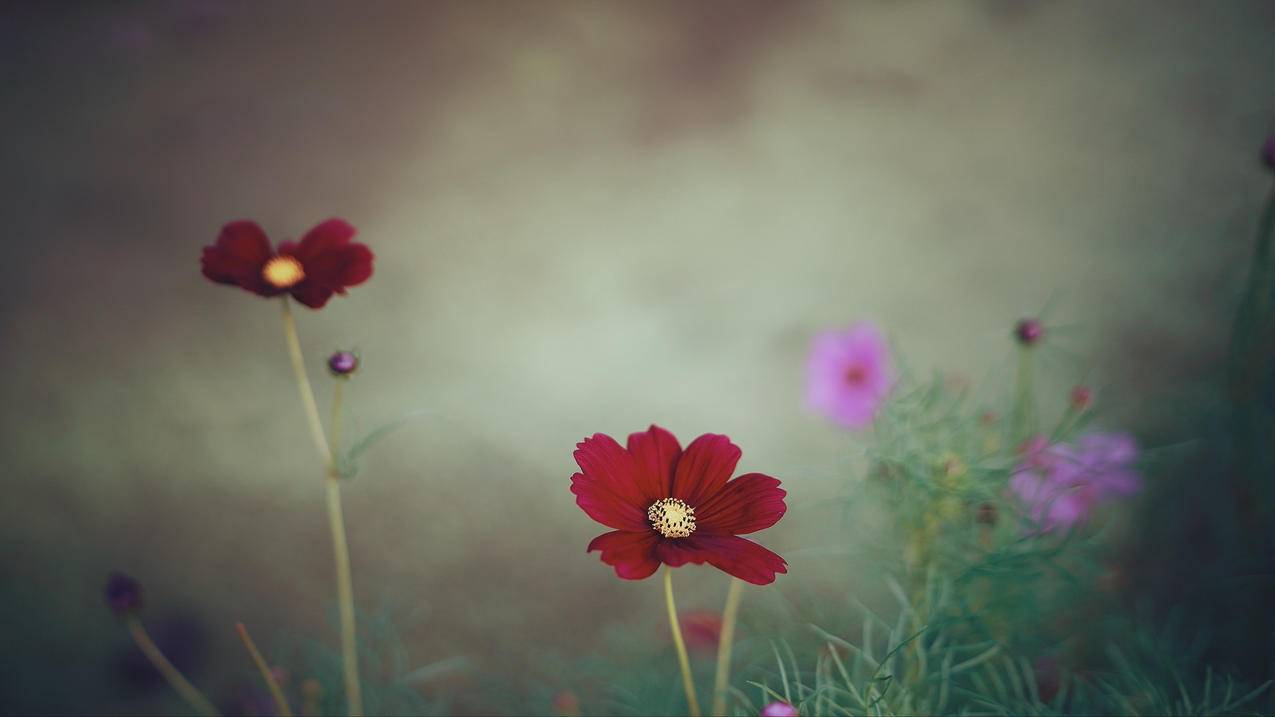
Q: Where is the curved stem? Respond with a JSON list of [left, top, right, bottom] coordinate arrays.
[[126, 617, 220, 717], [278, 297, 363, 717], [279, 298, 331, 463], [235, 622, 294, 717], [710, 577, 743, 716], [664, 567, 701, 717]]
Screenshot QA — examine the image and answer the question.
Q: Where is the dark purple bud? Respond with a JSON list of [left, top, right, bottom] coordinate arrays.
[[327, 350, 358, 376], [1014, 318, 1044, 346], [105, 572, 142, 616], [1263, 135, 1275, 170]]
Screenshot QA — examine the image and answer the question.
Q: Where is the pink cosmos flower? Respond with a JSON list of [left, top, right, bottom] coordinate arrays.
[[806, 322, 893, 429], [761, 702, 800, 717], [1009, 433, 1140, 531]]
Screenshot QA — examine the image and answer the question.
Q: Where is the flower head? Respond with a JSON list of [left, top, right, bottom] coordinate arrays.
[[201, 219, 373, 309], [1263, 134, 1275, 170], [806, 322, 893, 429], [1014, 318, 1044, 346], [572, 425, 787, 585], [1009, 432, 1140, 531], [105, 572, 142, 616], [328, 350, 359, 376], [761, 702, 800, 717]]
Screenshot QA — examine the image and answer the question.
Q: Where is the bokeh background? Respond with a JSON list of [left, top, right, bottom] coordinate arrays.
[[2, 1, 1274, 714]]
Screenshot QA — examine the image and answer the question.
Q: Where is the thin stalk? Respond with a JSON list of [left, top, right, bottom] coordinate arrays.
[[279, 298, 331, 461], [278, 297, 363, 717], [710, 577, 744, 716], [126, 617, 221, 717], [235, 622, 294, 717], [664, 567, 702, 717]]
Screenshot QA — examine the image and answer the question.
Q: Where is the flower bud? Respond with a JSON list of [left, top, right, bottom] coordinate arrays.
[[1263, 135, 1275, 170], [327, 350, 358, 376], [761, 702, 800, 717], [105, 572, 142, 616], [1014, 318, 1044, 346]]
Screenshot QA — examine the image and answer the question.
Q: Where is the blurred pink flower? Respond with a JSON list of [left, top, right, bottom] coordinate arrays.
[[806, 322, 892, 429], [761, 701, 800, 717], [1009, 432, 1140, 531]]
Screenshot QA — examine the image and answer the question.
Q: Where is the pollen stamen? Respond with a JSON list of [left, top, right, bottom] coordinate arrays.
[[648, 497, 696, 539], [262, 255, 305, 288]]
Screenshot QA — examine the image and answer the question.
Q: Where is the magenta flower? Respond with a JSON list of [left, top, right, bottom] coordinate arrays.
[[806, 322, 893, 429], [761, 702, 800, 717], [1009, 432, 1140, 531]]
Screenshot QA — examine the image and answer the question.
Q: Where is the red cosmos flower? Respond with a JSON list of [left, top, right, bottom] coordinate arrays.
[[201, 219, 373, 309], [572, 425, 787, 585]]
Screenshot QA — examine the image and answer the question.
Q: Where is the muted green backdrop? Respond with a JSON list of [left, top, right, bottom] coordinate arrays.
[[1, 2, 1273, 714]]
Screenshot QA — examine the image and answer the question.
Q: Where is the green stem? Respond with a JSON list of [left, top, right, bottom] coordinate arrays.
[[127, 617, 221, 717], [278, 297, 363, 717], [664, 567, 702, 717], [710, 578, 743, 716], [279, 298, 331, 461], [235, 622, 294, 717]]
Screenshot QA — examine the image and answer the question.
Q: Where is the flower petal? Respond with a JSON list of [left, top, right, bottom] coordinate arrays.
[[587, 530, 660, 580], [692, 534, 788, 585], [292, 218, 357, 262], [626, 425, 682, 503], [671, 433, 741, 508], [655, 538, 707, 567], [574, 433, 649, 513], [201, 221, 275, 294], [696, 473, 787, 535], [289, 282, 337, 309], [301, 243, 375, 290], [572, 473, 648, 531]]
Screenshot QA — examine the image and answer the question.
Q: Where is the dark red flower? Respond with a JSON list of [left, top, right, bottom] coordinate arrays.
[[201, 219, 373, 309], [572, 425, 787, 585]]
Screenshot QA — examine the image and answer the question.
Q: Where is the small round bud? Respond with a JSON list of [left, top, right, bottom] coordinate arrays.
[[761, 702, 800, 717], [327, 350, 358, 376], [105, 572, 142, 616], [976, 501, 998, 526], [1263, 135, 1275, 170], [1014, 318, 1044, 346], [1070, 384, 1092, 410]]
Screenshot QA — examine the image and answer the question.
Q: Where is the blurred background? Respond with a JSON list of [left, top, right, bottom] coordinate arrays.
[[2, 1, 1274, 714]]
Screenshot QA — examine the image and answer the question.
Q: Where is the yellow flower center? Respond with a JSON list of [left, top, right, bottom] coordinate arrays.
[[262, 255, 305, 288], [648, 498, 696, 538]]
